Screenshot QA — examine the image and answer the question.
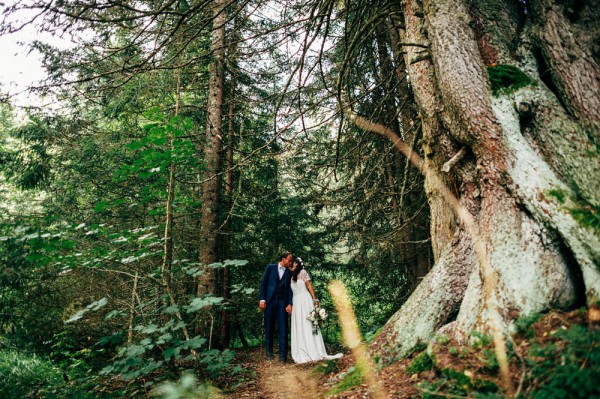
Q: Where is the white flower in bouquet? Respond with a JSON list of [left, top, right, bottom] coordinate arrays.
[[318, 307, 328, 320]]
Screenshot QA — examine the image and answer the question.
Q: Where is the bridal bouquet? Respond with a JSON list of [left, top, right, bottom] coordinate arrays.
[[307, 305, 328, 335]]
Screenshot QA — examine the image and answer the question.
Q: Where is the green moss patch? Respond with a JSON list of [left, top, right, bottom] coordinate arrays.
[[406, 351, 433, 374], [488, 64, 536, 96], [327, 366, 363, 396], [548, 189, 600, 234]]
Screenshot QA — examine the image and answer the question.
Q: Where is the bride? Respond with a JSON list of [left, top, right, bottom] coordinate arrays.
[[290, 257, 343, 363]]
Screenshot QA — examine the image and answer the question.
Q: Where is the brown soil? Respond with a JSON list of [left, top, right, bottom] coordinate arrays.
[[225, 349, 419, 399]]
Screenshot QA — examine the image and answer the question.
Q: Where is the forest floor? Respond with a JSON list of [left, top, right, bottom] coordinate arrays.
[[223, 347, 418, 399], [222, 308, 598, 399]]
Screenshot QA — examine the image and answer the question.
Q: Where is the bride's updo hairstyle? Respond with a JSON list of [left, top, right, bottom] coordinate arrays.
[[292, 257, 305, 282]]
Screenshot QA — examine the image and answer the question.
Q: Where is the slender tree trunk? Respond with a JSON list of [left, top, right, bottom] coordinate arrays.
[[198, 0, 227, 298], [127, 271, 139, 344], [161, 70, 180, 301], [220, 61, 237, 348], [158, 69, 196, 355]]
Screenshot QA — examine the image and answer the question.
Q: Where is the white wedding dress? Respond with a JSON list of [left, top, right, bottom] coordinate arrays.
[[291, 269, 343, 364]]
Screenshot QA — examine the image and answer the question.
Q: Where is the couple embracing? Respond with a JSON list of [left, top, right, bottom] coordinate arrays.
[[259, 251, 343, 363]]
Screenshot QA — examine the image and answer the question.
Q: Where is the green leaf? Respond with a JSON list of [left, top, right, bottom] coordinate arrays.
[[183, 336, 207, 350], [156, 333, 173, 345], [126, 140, 144, 150], [140, 324, 160, 334], [105, 310, 122, 320], [185, 296, 224, 313], [65, 298, 108, 323], [152, 137, 167, 146], [223, 259, 249, 267], [163, 347, 180, 360], [165, 305, 179, 314]]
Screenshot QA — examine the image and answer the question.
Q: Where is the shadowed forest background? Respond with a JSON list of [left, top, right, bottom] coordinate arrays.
[[0, 0, 598, 398]]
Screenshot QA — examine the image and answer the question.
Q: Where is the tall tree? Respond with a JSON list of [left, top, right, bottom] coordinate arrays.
[[352, 0, 599, 374], [198, 0, 227, 298]]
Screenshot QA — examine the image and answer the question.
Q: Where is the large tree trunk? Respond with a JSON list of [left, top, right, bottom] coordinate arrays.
[[372, 0, 599, 360]]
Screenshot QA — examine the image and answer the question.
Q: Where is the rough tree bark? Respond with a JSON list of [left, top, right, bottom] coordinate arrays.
[[198, 0, 227, 298], [529, 0, 600, 136], [371, 0, 599, 362]]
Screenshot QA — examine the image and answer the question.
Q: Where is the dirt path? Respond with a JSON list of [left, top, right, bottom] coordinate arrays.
[[226, 350, 324, 399], [225, 348, 418, 399], [256, 360, 323, 398]]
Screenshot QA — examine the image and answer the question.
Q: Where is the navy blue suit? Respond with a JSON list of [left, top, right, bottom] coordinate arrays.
[[259, 263, 293, 360]]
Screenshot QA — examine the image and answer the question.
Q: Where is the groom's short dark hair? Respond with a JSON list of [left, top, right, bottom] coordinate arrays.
[[280, 251, 292, 261]]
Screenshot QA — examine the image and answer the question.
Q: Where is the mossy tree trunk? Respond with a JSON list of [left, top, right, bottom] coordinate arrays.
[[372, 0, 599, 362]]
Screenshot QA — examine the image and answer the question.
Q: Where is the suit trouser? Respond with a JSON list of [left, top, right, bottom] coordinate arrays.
[[264, 297, 287, 360]]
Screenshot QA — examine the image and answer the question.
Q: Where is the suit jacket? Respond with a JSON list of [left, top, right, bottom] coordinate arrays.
[[259, 263, 293, 307]]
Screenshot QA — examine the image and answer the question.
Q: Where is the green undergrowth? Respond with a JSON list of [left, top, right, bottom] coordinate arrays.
[[526, 324, 599, 398], [407, 350, 433, 374], [152, 373, 224, 399], [487, 64, 536, 96], [419, 368, 500, 399], [413, 310, 598, 398], [514, 313, 544, 338], [326, 366, 363, 396], [0, 349, 61, 398], [0, 348, 106, 399]]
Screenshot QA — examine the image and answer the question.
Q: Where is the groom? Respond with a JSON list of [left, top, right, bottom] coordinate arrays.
[[259, 251, 293, 361]]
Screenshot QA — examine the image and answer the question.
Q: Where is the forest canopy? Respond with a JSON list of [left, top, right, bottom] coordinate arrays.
[[0, 0, 598, 398]]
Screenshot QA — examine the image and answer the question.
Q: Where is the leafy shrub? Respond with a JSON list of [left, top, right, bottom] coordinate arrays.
[[49, 330, 98, 379], [99, 314, 236, 382]]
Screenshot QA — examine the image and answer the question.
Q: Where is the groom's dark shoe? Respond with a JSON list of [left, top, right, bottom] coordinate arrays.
[[266, 353, 274, 361]]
